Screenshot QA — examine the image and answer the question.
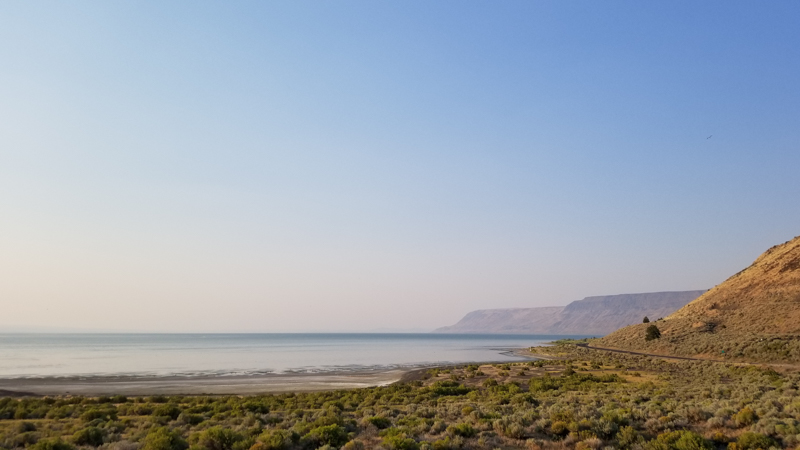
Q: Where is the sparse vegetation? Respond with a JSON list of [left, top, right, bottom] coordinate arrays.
[[600, 235, 800, 363], [3, 342, 800, 449]]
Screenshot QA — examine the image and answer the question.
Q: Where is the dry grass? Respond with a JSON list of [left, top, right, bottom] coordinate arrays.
[[599, 235, 800, 363]]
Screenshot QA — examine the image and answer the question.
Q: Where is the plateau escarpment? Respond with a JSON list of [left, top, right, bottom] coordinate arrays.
[[434, 307, 566, 335], [435, 290, 705, 335]]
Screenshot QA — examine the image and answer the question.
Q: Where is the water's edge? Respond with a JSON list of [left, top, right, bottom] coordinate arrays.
[[0, 333, 590, 394], [0, 353, 543, 396], [0, 333, 589, 379]]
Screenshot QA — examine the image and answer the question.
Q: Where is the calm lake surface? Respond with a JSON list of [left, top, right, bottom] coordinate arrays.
[[0, 333, 589, 378]]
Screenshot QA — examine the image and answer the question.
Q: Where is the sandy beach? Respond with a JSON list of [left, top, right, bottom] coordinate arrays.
[[0, 369, 411, 396]]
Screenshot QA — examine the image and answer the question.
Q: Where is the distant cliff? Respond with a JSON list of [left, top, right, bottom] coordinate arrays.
[[434, 291, 705, 335]]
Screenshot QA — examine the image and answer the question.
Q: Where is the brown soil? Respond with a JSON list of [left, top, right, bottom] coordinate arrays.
[[598, 235, 800, 363]]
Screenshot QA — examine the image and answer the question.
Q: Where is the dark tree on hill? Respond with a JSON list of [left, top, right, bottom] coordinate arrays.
[[642, 316, 650, 323], [645, 324, 661, 341]]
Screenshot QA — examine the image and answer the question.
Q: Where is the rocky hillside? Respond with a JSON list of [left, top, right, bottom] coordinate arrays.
[[598, 235, 800, 362], [435, 291, 705, 335]]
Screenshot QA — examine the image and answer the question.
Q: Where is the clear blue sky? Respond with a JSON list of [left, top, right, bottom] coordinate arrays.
[[1, 2, 798, 332]]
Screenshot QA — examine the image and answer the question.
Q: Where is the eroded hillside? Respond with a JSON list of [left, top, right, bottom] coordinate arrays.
[[598, 235, 800, 362]]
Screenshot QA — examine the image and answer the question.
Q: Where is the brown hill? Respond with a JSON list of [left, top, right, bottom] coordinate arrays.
[[598, 235, 800, 362], [434, 291, 704, 335]]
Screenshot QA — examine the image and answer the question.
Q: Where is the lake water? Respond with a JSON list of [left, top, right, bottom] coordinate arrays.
[[0, 333, 587, 379]]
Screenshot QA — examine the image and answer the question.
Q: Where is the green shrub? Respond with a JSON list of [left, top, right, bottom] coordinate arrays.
[[72, 427, 106, 446], [645, 325, 661, 341], [13, 431, 41, 447], [733, 407, 757, 427], [616, 426, 644, 449], [44, 405, 76, 420], [529, 375, 560, 392], [17, 422, 37, 433], [511, 393, 538, 405], [30, 439, 76, 450], [732, 432, 777, 450], [132, 404, 155, 415], [382, 435, 419, 450], [551, 421, 570, 437], [193, 426, 243, 450], [241, 401, 270, 415], [80, 407, 117, 422], [366, 416, 392, 429], [178, 413, 205, 425], [303, 424, 349, 448], [672, 431, 712, 450], [254, 430, 297, 450], [430, 437, 454, 450], [645, 430, 712, 450], [341, 441, 365, 450], [429, 381, 470, 396], [142, 427, 189, 450], [153, 404, 182, 420], [446, 423, 475, 438]]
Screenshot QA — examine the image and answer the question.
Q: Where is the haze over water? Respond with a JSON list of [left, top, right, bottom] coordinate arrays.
[[0, 334, 588, 379]]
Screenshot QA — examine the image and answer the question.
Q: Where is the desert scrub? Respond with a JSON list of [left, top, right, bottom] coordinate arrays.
[[2, 348, 800, 449]]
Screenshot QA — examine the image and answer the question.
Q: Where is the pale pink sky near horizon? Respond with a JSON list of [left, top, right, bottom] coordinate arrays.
[[2, 2, 799, 333]]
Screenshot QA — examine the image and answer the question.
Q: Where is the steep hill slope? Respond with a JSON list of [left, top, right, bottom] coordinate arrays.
[[598, 236, 800, 362], [435, 291, 705, 335]]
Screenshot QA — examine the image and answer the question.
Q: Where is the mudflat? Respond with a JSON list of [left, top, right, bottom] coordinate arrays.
[[0, 369, 409, 396]]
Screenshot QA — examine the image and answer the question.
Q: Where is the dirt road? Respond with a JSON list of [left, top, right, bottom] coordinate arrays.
[[575, 343, 721, 362]]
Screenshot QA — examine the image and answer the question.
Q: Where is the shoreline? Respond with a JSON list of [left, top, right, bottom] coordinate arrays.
[[0, 350, 541, 396], [0, 369, 411, 396]]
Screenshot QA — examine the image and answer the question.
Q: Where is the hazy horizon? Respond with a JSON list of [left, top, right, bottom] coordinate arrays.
[[2, 2, 799, 333]]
